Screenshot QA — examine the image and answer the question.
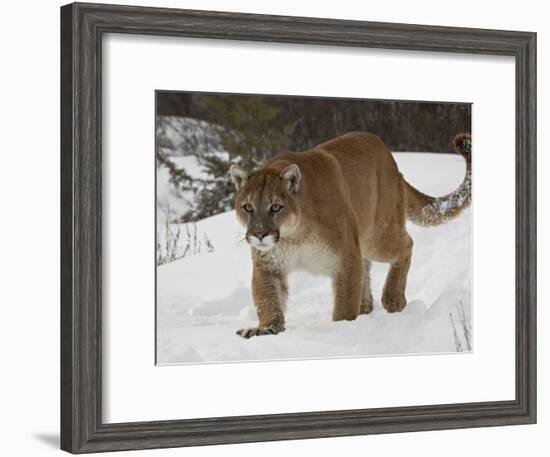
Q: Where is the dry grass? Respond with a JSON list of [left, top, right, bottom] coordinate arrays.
[[156, 203, 214, 265]]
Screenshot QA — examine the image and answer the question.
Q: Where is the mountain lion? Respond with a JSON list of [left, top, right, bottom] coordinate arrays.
[[230, 132, 471, 338]]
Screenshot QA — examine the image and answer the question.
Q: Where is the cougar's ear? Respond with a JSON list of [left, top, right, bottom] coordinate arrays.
[[280, 164, 301, 195], [229, 164, 250, 191]]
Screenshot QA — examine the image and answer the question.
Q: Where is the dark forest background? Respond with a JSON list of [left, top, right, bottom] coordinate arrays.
[[157, 92, 471, 153], [156, 92, 471, 222]]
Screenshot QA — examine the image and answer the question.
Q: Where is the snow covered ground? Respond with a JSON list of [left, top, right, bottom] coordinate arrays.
[[156, 153, 472, 365]]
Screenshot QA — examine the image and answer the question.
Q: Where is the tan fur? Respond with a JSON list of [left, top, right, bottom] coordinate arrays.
[[230, 131, 472, 338]]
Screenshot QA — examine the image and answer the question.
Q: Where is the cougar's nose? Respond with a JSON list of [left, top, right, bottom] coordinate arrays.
[[252, 229, 270, 241]]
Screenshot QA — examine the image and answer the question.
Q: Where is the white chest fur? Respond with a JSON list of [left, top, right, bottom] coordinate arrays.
[[265, 237, 340, 276]]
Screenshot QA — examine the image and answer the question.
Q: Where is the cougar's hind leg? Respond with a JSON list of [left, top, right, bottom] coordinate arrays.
[[359, 258, 374, 314], [381, 231, 413, 313]]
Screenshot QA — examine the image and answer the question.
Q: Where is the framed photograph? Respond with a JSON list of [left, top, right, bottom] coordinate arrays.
[[60, 2, 536, 453]]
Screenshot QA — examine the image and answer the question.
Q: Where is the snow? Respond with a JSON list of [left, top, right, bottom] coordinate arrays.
[[157, 116, 222, 156], [156, 152, 230, 219], [156, 152, 472, 365], [156, 153, 226, 263], [156, 155, 203, 217]]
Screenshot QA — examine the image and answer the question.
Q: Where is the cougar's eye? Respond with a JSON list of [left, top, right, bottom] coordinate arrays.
[[243, 203, 254, 213], [270, 203, 282, 213]]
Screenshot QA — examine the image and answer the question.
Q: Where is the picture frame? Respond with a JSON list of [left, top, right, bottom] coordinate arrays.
[[60, 2, 536, 453]]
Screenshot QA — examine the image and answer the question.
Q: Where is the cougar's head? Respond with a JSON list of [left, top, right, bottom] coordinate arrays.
[[230, 163, 302, 252]]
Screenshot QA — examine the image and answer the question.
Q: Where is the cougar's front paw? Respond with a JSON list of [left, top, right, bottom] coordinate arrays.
[[236, 324, 285, 339]]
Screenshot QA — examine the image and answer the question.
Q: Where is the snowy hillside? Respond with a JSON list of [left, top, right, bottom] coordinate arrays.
[[156, 153, 472, 365], [157, 155, 203, 216], [156, 151, 229, 264], [157, 116, 222, 156]]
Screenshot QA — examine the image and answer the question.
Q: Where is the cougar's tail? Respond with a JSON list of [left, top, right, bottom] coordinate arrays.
[[405, 133, 471, 226]]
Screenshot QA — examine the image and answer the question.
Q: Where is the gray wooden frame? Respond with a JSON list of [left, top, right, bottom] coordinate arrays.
[[60, 2, 537, 453]]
